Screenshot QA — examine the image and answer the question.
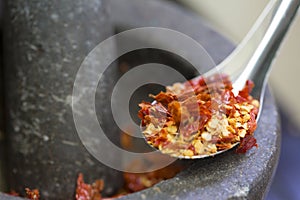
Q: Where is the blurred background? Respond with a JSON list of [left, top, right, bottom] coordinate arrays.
[[176, 0, 300, 199]]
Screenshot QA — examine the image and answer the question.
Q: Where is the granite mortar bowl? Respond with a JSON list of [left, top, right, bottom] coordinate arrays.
[[0, 0, 280, 199]]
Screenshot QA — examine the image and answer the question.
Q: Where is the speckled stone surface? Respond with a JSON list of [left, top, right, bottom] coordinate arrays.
[[0, 0, 280, 199], [0, 60, 5, 191], [0, 0, 5, 192], [2, 0, 122, 199]]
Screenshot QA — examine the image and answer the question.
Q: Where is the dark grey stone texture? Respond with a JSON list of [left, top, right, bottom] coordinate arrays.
[[0, 0, 5, 192], [0, 0, 280, 199], [2, 0, 122, 199]]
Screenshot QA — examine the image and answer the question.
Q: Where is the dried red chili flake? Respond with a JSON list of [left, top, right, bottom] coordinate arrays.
[[8, 190, 19, 197], [76, 173, 104, 200], [238, 80, 254, 99], [236, 134, 258, 153], [73, 161, 185, 199], [168, 101, 181, 125], [25, 188, 40, 200], [139, 74, 260, 157], [150, 92, 177, 106], [7, 188, 40, 200], [138, 102, 151, 118]]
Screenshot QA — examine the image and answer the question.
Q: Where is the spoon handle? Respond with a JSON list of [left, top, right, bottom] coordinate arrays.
[[232, 0, 300, 98]]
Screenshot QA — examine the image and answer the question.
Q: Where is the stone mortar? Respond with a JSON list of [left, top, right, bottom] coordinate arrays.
[[0, 0, 280, 199], [2, 0, 122, 199]]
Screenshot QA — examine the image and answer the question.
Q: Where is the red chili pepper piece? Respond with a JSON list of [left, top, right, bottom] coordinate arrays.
[[25, 188, 40, 200], [236, 134, 258, 153], [75, 173, 104, 200]]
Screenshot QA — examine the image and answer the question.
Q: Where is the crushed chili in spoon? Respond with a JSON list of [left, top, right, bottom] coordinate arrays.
[[139, 74, 259, 158]]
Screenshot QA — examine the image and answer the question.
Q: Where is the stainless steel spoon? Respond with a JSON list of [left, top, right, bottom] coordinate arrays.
[[144, 0, 300, 159], [204, 0, 299, 121], [185, 0, 300, 159]]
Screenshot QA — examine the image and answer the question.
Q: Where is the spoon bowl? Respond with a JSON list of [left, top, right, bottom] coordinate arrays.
[[141, 0, 300, 159]]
